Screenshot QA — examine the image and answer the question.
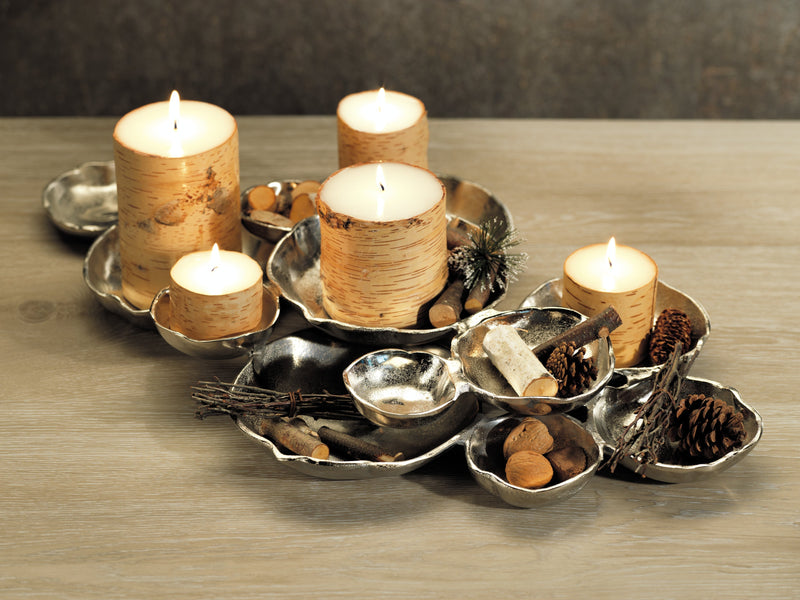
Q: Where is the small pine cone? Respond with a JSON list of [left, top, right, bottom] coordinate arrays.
[[649, 308, 693, 365], [545, 342, 598, 397], [669, 393, 746, 462]]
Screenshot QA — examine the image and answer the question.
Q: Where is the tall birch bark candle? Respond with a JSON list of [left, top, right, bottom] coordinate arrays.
[[317, 162, 448, 328], [337, 88, 428, 169], [113, 91, 241, 309], [169, 244, 263, 340], [562, 238, 658, 367]]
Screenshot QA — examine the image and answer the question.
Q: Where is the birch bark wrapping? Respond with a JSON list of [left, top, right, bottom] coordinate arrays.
[[113, 124, 241, 309]]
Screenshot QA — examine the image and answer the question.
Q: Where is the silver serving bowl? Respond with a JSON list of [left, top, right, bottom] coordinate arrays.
[[83, 224, 273, 328], [521, 278, 710, 377], [43, 160, 117, 237], [266, 175, 513, 346], [450, 307, 615, 414], [466, 413, 602, 508], [241, 180, 312, 243], [344, 349, 466, 428], [150, 281, 281, 359], [587, 373, 762, 483], [233, 330, 480, 480]]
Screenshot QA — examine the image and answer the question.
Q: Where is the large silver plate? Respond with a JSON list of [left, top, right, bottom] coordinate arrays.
[[586, 373, 762, 482], [521, 278, 710, 377], [43, 160, 117, 238], [267, 176, 514, 346]]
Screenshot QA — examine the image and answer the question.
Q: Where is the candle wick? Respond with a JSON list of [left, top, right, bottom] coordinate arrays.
[[379, 182, 385, 192], [607, 257, 613, 269], [173, 120, 178, 131], [211, 265, 218, 272]]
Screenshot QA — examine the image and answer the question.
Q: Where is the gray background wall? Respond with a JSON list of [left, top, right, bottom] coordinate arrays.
[[3, 0, 800, 118]]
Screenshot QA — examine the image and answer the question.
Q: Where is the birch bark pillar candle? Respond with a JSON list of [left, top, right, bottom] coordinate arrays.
[[169, 244, 263, 340], [337, 88, 428, 168], [563, 238, 658, 367], [113, 91, 241, 309], [317, 162, 448, 328]]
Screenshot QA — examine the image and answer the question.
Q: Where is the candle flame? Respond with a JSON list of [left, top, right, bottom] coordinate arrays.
[[168, 90, 183, 157], [606, 236, 616, 269], [374, 87, 387, 132], [209, 243, 221, 272], [375, 164, 386, 218], [602, 237, 616, 291]]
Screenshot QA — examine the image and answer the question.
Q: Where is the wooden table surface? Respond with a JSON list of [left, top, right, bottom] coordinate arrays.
[[1, 117, 798, 599]]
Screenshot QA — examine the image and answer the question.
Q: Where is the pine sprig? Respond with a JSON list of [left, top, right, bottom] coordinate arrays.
[[448, 218, 527, 293]]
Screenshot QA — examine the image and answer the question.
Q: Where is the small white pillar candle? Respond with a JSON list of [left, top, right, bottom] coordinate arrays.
[[337, 88, 428, 168], [563, 238, 658, 367], [317, 162, 448, 328], [169, 244, 263, 340], [113, 91, 241, 309]]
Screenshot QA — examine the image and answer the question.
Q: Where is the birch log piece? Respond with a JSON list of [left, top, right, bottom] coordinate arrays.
[[482, 325, 559, 397], [317, 162, 448, 329], [562, 241, 658, 367], [113, 95, 241, 309], [337, 89, 428, 168], [168, 246, 262, 340]]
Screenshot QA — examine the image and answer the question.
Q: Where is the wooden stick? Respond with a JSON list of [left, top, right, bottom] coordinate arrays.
[[317, 426, 404, 462], [428, 279, 465, 327], [257, 418, 330, 459], [446, 218, 473, 249], [464, 264, 498, 314], [483, 325, 559, 397], [532, 306, 623, 360]]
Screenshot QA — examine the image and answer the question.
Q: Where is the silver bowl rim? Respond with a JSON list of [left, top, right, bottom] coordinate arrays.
[[42, 160, 117, 238]]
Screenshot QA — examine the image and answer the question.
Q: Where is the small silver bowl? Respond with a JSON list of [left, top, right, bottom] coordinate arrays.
[[466, 413, 602, 508], [521, 278, 710, 377], [587, 373, 763, 483], [83, 224, 273, 328], [241, 180, 317, 243], [344, 349, 466, 428], [266, 175, 513, 346], [150, 281, 281, 359], [450, 307, 615, 414], [43, 160, 117, 237]]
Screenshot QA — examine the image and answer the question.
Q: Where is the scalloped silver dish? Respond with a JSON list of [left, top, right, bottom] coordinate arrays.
[[233, 329, 480, 480], [521, 278, 710, 377], [150, 281, 281, 359], [83, 224, 273, 328], [450, 307, 615, 414], [586, 373, 762, 482], [266, 176, 513, 347], [43, 161, 117, 237]]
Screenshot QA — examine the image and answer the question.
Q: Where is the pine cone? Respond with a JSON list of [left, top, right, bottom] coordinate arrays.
[[545, 342, 598, 397], [649, 308, 693, 365], [669, 393, 746, 462]]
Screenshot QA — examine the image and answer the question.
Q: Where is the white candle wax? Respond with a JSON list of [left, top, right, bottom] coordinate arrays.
[[564, 241, 657, 293], [170, 246, 262, 296], [114, 93, 236, 157], [338, 88, 424, 133], [320, 162, 442, 222]]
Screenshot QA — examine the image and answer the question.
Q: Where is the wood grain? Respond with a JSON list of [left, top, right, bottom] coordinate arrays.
[[1, 117, 798, 599]]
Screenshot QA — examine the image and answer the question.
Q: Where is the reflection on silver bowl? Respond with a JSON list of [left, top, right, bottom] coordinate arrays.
[[43, 161, 117, 237], [150, 282, 281, 359], [451, 307, 615, 414], [267, 175, 513, 346], [521, 278, 710, 377], [587, 373, 762, 482]]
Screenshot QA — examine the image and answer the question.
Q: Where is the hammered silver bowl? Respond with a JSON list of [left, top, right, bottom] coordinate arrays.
[[241, 180, 317, 243], [150, 281, 281, 359], [43, 160, 117, 237], [233, 329, 480, 480], [266, 175, 513, 347], [586, 372, 763, 483], [466, 413, 602, 508], [521, 278, 710, 377], [83, 224, 273, 328], [450, 307, 615, 414]]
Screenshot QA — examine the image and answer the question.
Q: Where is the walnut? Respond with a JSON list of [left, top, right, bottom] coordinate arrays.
[[502, 418, 554, 459], [505, 451, 553, 489]]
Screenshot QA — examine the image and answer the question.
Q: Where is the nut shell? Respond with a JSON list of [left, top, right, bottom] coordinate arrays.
[[505, 451, 553, 489], [503, 418, 554, 458], [546, 446, 587, 482]]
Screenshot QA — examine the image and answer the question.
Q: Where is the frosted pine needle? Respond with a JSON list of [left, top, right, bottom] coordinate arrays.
[[448, 218, 527, 292]]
